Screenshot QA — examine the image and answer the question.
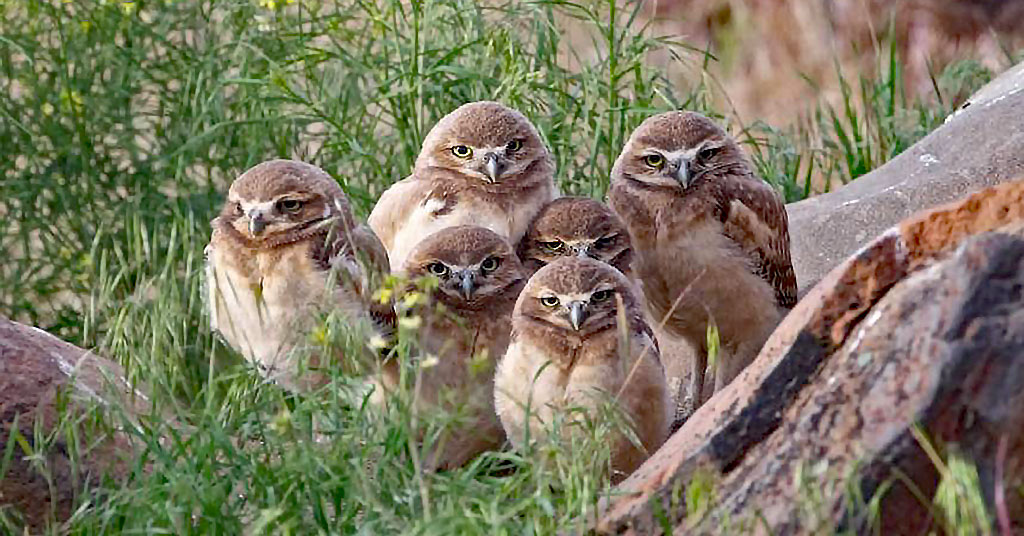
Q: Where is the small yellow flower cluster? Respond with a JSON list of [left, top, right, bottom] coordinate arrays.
[[258, 0, 295, 10]]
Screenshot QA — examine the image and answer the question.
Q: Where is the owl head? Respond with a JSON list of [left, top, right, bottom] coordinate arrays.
[[415, 101, 551, 184], [403, 225, 526, 309], [220, 159, 356, 248], [612, 111, 747, 190], [518, 197, 633, 276], [515, 257, 640, 337]]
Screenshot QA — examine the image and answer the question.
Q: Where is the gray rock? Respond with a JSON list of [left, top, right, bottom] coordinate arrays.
[[787, 60, 1024, 292]]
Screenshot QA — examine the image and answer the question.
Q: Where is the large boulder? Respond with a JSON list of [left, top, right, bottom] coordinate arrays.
[[0, 317, 145, 530], [597, 180, 1024, 534], [787, 60, 1024, 292]]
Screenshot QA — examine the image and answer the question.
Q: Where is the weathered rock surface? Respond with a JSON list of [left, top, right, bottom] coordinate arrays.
[[0, 317, 144, 529], [597, 180, 1024, 534], [787, 59, 1024, 292]]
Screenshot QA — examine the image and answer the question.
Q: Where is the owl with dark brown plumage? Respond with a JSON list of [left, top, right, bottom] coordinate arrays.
[[609, 111, 797, 408]]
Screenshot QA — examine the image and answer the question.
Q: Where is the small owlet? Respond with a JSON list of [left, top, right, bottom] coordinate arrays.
[[205, 159, 394, 391], [516, 195, 695, 428], [517, 197, 633, 276], [494, 257, 669, 481], [368, 101, 557, 269], [378, 225, 526, 470], [608, 111, 797, 407]]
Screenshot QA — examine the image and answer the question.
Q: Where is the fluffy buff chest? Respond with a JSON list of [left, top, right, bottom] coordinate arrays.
[[636, 209, 778, 347], [206, 239, 364, 371], [495, 329, 640, 420], [389, 183, 550, 268]]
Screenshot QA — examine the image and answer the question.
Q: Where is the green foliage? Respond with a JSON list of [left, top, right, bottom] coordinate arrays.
[[914, 427, 994, 534], [705, 321, 719, 376]]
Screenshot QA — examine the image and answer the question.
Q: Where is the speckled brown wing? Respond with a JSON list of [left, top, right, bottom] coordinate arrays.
[[310, 221, 397, 342], [713, 175, 798, 309], [623, 296, 660, 361], [350, 224, 398, 340]]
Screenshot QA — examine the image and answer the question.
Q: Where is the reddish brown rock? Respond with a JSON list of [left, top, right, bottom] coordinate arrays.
[[0, 317, 145, 530], [597, 180, 1024, 534]]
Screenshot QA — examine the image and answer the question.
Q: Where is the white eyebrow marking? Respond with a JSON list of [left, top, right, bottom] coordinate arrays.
[[558, 292, 594, 302], [422, 197, 447, 213], [662, 148, 700, 160], [239, 200, 276, 213]]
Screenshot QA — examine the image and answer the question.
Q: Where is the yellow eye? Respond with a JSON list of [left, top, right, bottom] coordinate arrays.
[[540, 296, 560, 308], [642, 154, 665, 168], [591, 289, 613, 303], [540, 240, 565, 253], [451, 145, 473, 159], [427, 262, 449, 276], [594, 235, 615, 249], [507, 139, 523, 152], [480, 257, 500, 273]]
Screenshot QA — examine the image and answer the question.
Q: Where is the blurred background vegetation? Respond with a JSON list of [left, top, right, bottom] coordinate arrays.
[[0, 0, 1020, 532]]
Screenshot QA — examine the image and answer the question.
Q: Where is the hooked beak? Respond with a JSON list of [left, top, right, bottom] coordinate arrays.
[[483, 153, 503, 183], [568, 301, 587, 331], [247, 210, 267, 236], [673, 158, 691, 189], [573, 244, 591, 259], [458, 270, 476, 300]]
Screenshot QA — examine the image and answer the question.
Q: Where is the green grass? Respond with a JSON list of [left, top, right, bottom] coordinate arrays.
[[0, 0, 1005, 533]]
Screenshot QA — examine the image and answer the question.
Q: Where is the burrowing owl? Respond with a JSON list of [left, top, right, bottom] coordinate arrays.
[[517, 195, 697, 429], [205, 159, 394, 391], [368, 101, 557, 269], [608, 111, 797, 408], [494, 257, 669, 482], [376, 225, 526, 470], [517, 196, 633, 276]]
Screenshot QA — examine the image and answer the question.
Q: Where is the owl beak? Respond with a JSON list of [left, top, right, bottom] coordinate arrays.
[[458, 270, 476, 300], [482, 153, 504, 183], [568, 301, 587, 331], [673, 158, 691, 189], [574, 245, 590, 258], [247, 210, 267, 236]]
